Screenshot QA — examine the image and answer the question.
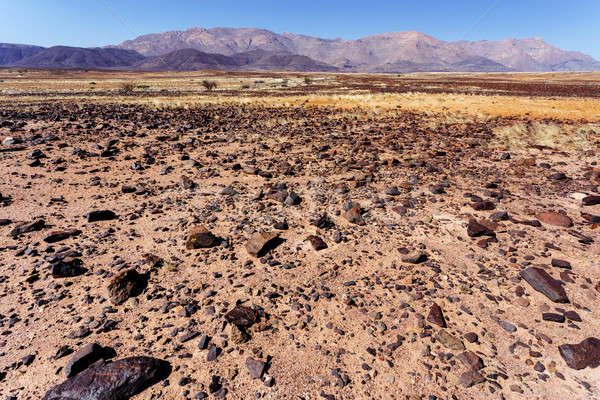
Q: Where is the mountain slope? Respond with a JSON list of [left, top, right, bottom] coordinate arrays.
[[135, 48, 337, 72], [455, 37, 600, 71], [14, 46, 145, 69], [116, 27, 600, 72], [0, 43, 45, 66]]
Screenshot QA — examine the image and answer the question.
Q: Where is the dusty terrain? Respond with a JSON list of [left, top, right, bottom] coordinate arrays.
[[0, 70, 599, 400]]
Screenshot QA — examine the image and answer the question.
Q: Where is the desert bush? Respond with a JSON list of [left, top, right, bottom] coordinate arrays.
[[202, 80, 217, 91], [304, 76, 312, 85], [120, 82, 135, 94]]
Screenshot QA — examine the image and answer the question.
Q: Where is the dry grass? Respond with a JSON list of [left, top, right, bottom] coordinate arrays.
[[492, 121, 599, 152], [1, 69, 599, 124]]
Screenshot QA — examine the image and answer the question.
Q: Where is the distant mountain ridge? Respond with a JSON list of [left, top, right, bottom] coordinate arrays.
[[1, 27, 599, 72], [116, 27, 600, 72], [0, 43, 45, 65], [135, 48, 337, 71]]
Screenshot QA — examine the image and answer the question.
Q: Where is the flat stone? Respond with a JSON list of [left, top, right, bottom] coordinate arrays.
[[542, 313, 565, 323], [246, 231, 279, 257], [185, 226, 220, 249], [426, 303, 446, 328], [520, 267, 569, 303], [64, 343, 104, 378], [582, 195, 600, 206], [42, 356, 169, 400], [85, 210, 117, 223], [535, 212, 573, 228], [436, 329, 465, 351], [456, 351, 483, 370], [43, 229, 81, 243], [499, 320, 517, 333], [467, 219, 494, 237], [245, 357, 265, 379], [401, 251, 427, 264], [551, 259, 571, 269], [459, 369, 485, 388], [9, 219, 45, 237], [558, 337, 600, 370]]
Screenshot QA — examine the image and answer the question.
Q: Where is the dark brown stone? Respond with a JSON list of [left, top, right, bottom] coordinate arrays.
[[42, 356, 169, 400], [457, 351, 484, 370], [107, 269, 147, 305], [64, 343, 104, 378], [306, 235, 327, 250], [426, 303, 446, 328], [467, 219, 494, 237], [558, 337, 600, 370], [185, 226, 220, 249], [459, 369, 485, 387], [44, 229, 81, 243], [582, 195, 600, 206], [9, 219, 45, 237], [520, 267, 569, 303], [224, 305, 257, 328]]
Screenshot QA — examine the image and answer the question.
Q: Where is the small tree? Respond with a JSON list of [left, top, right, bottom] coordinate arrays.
[[202, 80, 217, 91], [303, 76, 312, 85]]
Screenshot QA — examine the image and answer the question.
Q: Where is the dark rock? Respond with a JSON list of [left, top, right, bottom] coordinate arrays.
[[9, 219, 45, 237], [471, 200, 495, 211], [246, 232, 280, 257], [206, 345, 218, 362], [51, 257, 85, 278], [86, 210, 117, 223], [542, 313, 565, 323], [245, 357, 265, 379], [42, 356, 170, 400], [107, 269, 148, 305], [185, 226, 220, 249], [426, 303, 446, 328], [64, 343, 104, 378], [43, 229, 81, 243], [459, 369, 485, 387], [551, 259, 571, 269], [520, 267, 569, 303], [564, 310, 582, 322], [344, 205, 363, 225], [582, 195, 600, 206], [558, 338, 600, 370], [467, 219, 494, 237], [457, 351, 483, 370], [307, 235, 327, 250], [224, 305, 257, 328]]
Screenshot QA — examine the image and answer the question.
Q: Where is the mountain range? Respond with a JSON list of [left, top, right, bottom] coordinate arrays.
[[2, 27, 599, 72]]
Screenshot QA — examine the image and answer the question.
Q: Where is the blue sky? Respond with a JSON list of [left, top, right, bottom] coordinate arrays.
[[2, 1, 599, 58]]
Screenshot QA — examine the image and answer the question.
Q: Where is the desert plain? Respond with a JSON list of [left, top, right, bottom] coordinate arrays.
[[0, 69, 599, 399]]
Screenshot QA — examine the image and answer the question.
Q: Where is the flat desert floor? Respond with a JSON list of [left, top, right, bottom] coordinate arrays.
[[0, 69, 599, 399]]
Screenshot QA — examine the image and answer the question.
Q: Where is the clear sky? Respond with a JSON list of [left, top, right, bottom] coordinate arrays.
[[2, 0, 599, 58]]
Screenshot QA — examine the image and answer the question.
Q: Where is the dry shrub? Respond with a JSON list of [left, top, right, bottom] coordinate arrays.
[[492, 121, 599, 152]]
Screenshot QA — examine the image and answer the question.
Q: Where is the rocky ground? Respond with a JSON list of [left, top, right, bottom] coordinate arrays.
[[0, 99, 599, 400]]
